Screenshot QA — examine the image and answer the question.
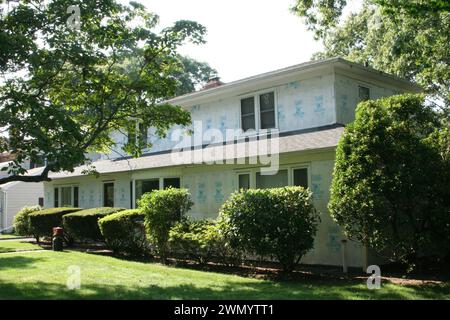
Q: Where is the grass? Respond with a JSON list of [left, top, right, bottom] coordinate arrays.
[[0, 249, 448, 300], [0, 240, 42, 253], [0, 234, 24, 240]]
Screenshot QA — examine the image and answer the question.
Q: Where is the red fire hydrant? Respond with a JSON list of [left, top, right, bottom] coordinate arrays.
[[52, 227, 64, 251]]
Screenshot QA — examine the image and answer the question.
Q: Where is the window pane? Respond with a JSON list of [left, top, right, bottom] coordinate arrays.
[[238, 174, 250, 190], [61, 187, 72, 207], [73, 187, 79, 207], [103, 183, 114, 207], [54, 188, 59, 207], [359, 86, 370, 102], [293, 168, 308, 188], [139, 123, 148, 146], [260, 110, 275, 129], [256, 169, 288, 189], [242, 115, 255, 132], [260, 92, 274, 111], [163, 177, 180, 189], [135, 179, 159, 203], [241, 97, 255, 115]]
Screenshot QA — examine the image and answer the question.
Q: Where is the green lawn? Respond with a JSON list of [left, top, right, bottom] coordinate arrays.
[[0, 234, 24, 240], [0, 240, 42, 253], [0, 249, 448, 299]]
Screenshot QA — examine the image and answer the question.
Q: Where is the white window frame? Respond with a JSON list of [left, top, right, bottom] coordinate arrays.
[[54, 185, 79, 207], [238, 88, 279, 134], [234, 163, 311, 191]]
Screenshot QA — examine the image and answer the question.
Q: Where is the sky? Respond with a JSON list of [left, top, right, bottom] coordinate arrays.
[[141, 0, 324, 83]]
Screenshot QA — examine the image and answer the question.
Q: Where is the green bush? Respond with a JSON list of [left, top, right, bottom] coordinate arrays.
[[63, 207, 125, 242], [169, 218, 241, 266], [139, 187, 193, 262], [169, 219, 217, 265], [28, 207, 82, 241], [329, 94, 450, 268], [13, 205, 42, 236], [98, 209, 148, 257], [219, 186, 320, 272]]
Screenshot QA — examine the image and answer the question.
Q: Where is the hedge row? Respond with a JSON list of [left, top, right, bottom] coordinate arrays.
[[98, 209, 148, 257], [28, 207, 82, 241], [63, 207, 125, 241]]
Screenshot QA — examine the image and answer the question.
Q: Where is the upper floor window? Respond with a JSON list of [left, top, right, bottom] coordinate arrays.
[[127, 122, 148, 146], [240, 91, 276, 132], [358, 86, 370, 102], [240, 97, 256, 131], [259, 92, 275, 129]]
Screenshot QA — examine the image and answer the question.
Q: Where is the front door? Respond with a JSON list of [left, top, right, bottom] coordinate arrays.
[[103, 182, 114, 207]]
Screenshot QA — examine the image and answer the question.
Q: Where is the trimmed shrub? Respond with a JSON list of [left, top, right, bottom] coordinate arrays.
[[169, 219, 217, 265], [98, 209, 148, 257], [169, 218, 241, 266], [28, 207, 81, 242], [219, 186, 320, 272], [139, 187, 193, 262], [63, 207, 125, 242], [13, 205, 42, 236]]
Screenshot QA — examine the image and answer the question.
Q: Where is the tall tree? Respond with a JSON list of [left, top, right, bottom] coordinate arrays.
[[0, 0, 211, 183], [291, 0, 450, 109], [329, 94, 450, 267]]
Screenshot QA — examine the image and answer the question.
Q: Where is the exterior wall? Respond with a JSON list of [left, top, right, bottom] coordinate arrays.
[[102, 72, 337, 159], [44, 149, 364, 267], [334, 72, 400, 125], [1, 182, 44, 231]]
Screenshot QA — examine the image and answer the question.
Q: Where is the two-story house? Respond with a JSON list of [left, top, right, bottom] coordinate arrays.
[[44, 57, 420, 267]]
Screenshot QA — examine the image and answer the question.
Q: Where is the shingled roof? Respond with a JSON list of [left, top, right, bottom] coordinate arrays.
[[49, 125, 344, 179]]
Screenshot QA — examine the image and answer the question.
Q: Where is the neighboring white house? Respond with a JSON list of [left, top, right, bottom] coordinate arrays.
[[43, 57, 421, 267], [0, 166, 45, 233]]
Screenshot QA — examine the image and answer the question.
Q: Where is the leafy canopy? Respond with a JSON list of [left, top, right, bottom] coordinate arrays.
[[329, 94, 450, 266], [291, 0, 450, 109], [0, 0, 214, 183]]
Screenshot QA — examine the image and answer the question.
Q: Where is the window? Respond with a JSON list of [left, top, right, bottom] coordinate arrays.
[[259, 92, 275, 129], [54, 188, 59, 207], [163, 177, 180, 189], [135, 179, 159, 203], [241, 97, 255, 132], [38, 197, 44, 207], [73, 186, 79, 207], [61, 187, 72, 207], [256, 169, 288, 189], [293, 168, 308, 188], [358, 86, 370, 102], [139, 123, 148, 146], [103, 182, 114, 207], [241, 91, 276, 132], [238, 173, 250, 190]]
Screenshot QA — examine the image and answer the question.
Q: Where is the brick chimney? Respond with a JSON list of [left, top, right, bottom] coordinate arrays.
[[202, 76, 223, 90]]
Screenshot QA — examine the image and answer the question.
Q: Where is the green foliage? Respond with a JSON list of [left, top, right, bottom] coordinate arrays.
[[98, 209, 148, 257], [0, 0, 216, 183], [169, 218, 238, 266], [139, 187, 193, 262], [63, 207, 125, 242], [28, 207, 81, 241], [173, 55, 218, 96], [13, 205, 42, 236], [219, 186, 320, 272], [291, 0, 450, 109], [329, 94, 450, 266]]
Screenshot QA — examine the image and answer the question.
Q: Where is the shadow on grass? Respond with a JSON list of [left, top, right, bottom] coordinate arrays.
[[0, 255, 46, 269], [0, 278, 448, 300]]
